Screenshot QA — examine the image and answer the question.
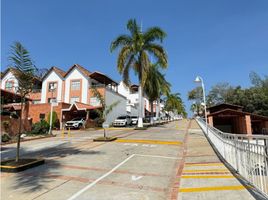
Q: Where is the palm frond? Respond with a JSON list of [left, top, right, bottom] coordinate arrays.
[[144, 27, 167, 43], [127, 19, 140, 36], [117, 46, 132, 73], [110, 35, 132, 52], [146, 44, 168, 68]]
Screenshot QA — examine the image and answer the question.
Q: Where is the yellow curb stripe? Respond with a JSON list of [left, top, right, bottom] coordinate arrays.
[[183, 169, 229, 172], [0, 159, 43, 169], [185, 163, 223, 166], [179, 185, 251, 192], [182, 175, 234, 179], [115, 139, 182, 145]]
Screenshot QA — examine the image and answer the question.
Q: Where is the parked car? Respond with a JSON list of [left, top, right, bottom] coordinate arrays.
[[113, 115, 131, 127], [65, 118, 85, 129], [130, 116, 138, 125]]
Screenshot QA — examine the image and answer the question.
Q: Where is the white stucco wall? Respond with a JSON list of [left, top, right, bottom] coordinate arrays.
[[1, 71, 19, 91], [118, 81, 130, 98], [41, 71, 63, 103], [64, 68, 89, 104], [104, 89, 128, 125]]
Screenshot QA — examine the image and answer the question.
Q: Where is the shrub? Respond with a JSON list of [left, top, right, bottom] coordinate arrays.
[[1, 133, 11, 143], [31, 120, 49, 135], [47, 111, 59, 128], [2, 121, 10, 131]]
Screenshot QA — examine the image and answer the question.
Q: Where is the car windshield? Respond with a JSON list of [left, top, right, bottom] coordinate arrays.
[[117, 116, 127, 119], [131, 116, 137, 119], [71, 118, 81, 121]]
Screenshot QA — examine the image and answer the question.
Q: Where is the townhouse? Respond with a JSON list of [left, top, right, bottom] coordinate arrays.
[[117, 81, 166, 119], [1, 64, 133, 129]]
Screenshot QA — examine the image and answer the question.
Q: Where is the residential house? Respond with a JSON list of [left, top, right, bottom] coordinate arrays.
[[29, 64, 129, 128], [1, 68, 42, 116]]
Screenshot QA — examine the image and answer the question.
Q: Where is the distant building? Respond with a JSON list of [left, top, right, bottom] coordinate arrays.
[[207, 103, 268, 135]]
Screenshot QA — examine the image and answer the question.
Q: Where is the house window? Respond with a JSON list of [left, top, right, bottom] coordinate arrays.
[[70, 96, 79, 104], [39, 113, 45, 121], [90, 97, 101, 106], [32, 100, 40, 104], [71, 80, 80, 90], [48, 82, 57, 91], [48, 98, 56, 103], [5, 81, 13, 90]]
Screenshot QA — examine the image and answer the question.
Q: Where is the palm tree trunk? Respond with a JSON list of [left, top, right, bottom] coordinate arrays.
[[16, 97, 23, 162], [137, 85, 143, 127], [156, 98, 160, 123], [150, 101, 154, 125]]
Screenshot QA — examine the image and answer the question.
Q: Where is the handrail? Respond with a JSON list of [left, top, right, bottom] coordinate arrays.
[[196, 117, 268, 198]]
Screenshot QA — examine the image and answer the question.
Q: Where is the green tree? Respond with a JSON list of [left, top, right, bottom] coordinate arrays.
[[144, 63, 170, 124], [188, 87, 204, 116], [207, 83, 232, 106], [110, 19, 168, 127], [206, 72, 268, 116], [9, 42, 37, 162], [164, 93, 186, 118]]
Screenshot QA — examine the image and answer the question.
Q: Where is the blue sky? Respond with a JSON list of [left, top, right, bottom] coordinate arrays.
[[2, 0, 268, 115]]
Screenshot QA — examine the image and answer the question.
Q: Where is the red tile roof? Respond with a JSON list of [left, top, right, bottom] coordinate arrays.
[[64, 64, 91, 78]]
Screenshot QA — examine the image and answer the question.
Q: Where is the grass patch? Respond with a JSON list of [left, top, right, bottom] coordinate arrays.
[[1, 158, 45, 172], [93, 137, 117, 142]]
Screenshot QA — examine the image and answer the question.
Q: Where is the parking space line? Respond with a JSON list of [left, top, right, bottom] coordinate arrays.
[[67, 154, 135, 200], [179, 185, 251, 192], [115, 139, 182, 145]]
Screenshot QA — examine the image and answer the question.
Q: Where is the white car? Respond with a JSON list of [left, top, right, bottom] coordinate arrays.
[[65, 118, 85, 129], [113, 115, 131, 127]]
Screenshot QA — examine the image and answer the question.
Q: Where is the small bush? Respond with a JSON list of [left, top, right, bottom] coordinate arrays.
[[94, 118, 104, 127], [31, 120, 49, 135], [2, 133, 11, 143], [47, 111, 58, 128], [2, 121, 10, 131]]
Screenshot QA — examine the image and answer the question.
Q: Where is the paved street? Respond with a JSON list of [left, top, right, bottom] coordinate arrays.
[[1, 120, 265, 200]]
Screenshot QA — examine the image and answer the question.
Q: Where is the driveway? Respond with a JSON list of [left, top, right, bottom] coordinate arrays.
[[1, 120, 187, 200]]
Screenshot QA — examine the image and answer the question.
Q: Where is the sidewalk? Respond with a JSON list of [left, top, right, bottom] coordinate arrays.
[[177, 120, 265, 200]]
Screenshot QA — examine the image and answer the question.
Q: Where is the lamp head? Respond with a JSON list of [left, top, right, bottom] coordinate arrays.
[[194, 76, 201, 83]]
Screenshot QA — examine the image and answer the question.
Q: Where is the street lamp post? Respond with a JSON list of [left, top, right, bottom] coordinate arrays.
[[49, 85, 56, 135], [194, 76, 208, 135]]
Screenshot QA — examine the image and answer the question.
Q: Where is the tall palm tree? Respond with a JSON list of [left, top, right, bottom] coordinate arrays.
[[144, 63, 170, 124], [111, 19, 168, 127], [9, 42, 37, 162]]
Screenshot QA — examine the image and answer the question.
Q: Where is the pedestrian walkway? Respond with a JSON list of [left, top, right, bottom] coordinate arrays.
[[177, 120, 264, 200]]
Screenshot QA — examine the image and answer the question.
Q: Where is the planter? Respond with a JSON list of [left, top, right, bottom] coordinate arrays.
[[93, 137, 117, 142], [134, 127, 148, 130], [1, 158, 45, 172]]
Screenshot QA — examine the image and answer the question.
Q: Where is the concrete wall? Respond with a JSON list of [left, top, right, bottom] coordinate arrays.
[[64, 68, 89, 104], [104, 89, 127, 125]]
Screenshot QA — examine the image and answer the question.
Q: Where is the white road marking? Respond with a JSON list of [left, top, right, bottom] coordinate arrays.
[[134, 154, 179, 160], [67, 154, 136, 200], [131, 175, 143, 181]]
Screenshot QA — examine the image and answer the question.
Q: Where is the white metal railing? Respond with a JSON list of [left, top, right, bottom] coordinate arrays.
[[196, 118, 268, 198]]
